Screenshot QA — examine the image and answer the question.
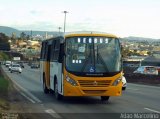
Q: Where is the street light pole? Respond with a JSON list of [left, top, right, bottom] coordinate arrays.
[[62, 11, 68, 34]]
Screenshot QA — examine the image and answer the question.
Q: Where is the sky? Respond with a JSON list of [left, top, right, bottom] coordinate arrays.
[[0, 0, 160, 39]]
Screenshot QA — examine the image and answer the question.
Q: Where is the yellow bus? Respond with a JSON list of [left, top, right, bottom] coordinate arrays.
[[40, 31, 123, 101]]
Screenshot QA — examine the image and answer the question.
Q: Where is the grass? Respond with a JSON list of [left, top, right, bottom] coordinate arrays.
[[0, 76, 9, 92], [0, 75, 9, 110]]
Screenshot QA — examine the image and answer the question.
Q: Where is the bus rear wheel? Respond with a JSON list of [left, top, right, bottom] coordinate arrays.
[[43, 74, 49, 94], [54, 81, 63, 100], [101, 96, 110, 101]]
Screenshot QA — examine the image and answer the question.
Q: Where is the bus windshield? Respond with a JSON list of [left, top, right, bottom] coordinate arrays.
[[65, 36, 122, 74]]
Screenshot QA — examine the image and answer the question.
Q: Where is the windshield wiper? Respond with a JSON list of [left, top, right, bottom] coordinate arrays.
[[81, 46, 92, 72]]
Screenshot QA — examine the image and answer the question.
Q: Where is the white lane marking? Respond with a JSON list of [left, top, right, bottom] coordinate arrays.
[[20, 92, 36, 103], [14, 85, 36, 103], [11, 78, 42, 103], [45, 109, 62, 118], [144, 108, 160, 114]]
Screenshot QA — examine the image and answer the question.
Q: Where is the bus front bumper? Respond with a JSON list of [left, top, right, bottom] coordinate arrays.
[[63, 83, 122, 96]]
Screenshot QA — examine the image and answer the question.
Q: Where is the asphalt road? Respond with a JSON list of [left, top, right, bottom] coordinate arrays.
[[1, 64, 160, 119]]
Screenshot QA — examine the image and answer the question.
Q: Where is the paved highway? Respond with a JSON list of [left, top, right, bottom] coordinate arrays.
[[1, 64, 160, 119]]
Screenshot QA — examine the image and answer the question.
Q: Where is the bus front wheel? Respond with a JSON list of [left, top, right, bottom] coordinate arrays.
[[54, 81, 63, 100], [101, 96, 110, 101]]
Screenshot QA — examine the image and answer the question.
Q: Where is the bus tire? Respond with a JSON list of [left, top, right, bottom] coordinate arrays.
[[122, 87, 126, 90], [101, 96, 110, 101], [54, 80, 63, 100], [43, 74, 49, 94]]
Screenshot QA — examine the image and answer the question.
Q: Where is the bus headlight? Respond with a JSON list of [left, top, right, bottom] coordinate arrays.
[[112, 77, 122, 86], [66, 76, 78, 86]]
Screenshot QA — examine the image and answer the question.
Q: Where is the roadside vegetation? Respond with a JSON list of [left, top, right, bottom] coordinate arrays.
[[0, 51, 10, 61], [0, 74, 9, 111]]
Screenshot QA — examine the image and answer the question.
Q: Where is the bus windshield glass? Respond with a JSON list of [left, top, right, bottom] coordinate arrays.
[[65, 36, 121, 74]]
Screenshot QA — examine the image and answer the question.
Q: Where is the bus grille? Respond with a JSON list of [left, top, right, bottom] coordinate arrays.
[[78, 80, 112, 87], [82, 90, 106, 94]]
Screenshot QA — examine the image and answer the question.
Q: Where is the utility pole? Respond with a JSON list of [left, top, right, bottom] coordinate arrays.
[[62, 11, 68, 34]]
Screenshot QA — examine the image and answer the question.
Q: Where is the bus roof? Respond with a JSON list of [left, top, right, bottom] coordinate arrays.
[[43, 31, 118, 42], [65, 31, 118, 38]]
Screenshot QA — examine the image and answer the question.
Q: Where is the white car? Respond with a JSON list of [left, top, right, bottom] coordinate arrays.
[[122, 76, 127, 90], [5, 61, 11, 67], [8, 62, 17, 71], [8, 64, 12, 71], [133, 66, 158, 75], [10, 64, 22, 73]]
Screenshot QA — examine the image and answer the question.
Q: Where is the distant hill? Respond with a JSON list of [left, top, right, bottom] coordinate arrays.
[[123, 36, 159, 42], [0, 26, 159, 41], [22, 30, 60, 37], [0, 26, 20, 36], [0, 26, 60, 37]]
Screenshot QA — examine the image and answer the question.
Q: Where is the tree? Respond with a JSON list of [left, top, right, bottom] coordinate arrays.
[[147, 51, 152, 56], [122, 47, 130, 58], [0, 33, 9, 43], [0, 52, 9, 60], [11, 32, 16, 43], [20, 32, 26, 40], [0, 33, 10, 51], [26, 35, 30, 40]]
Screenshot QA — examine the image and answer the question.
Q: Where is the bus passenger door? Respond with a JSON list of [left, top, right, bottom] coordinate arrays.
[[45, 44, 51, 89]]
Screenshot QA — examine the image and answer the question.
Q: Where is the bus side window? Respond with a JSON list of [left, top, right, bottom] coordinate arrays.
[[53, 39, 60, 61], [51, 40, 56, 61]]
